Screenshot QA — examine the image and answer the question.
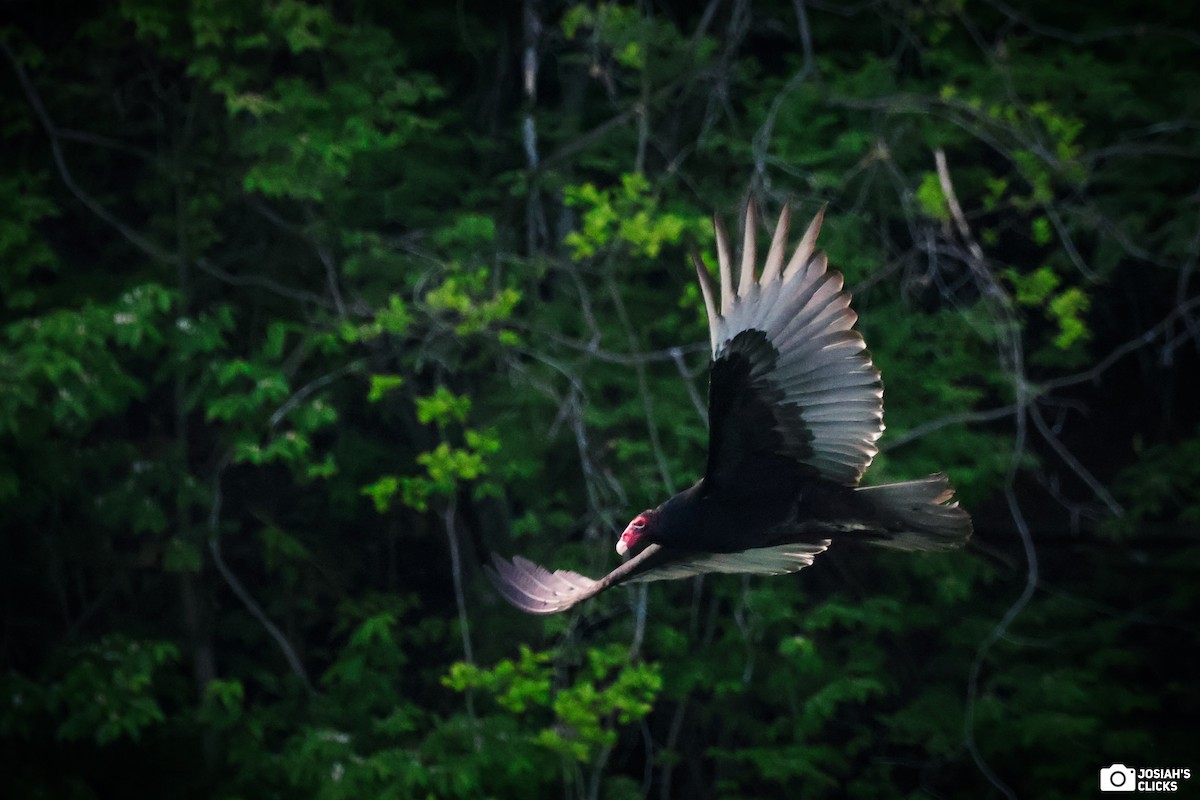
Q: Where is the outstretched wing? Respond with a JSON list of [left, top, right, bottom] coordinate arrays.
[[487, 539, 831, 615], [486, 546, 672, 615], [695, 203, 883, 489]]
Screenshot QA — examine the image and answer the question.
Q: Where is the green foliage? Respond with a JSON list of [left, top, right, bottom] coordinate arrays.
[[348, 295, 412, 341], [445, 645, 662, 762], [2, 283, 175, 434], [363, 386, 502, 512], [563, 173, 697, 260], [50, 637, 179, 745], [425, 267, 521, 335], [915, 172, 950, 221], [1106, 430, 1200, 536], [209, 357, 338, 468], [1047, 286, 1090, 349], [0, 173, 59, 309], [1009, 265, 1060, 306], [181, 0, 444, 202], [366, 373, 404, 403]]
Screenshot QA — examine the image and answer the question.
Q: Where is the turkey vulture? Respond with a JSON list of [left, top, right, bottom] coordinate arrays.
[[489, 202, 971, 614]]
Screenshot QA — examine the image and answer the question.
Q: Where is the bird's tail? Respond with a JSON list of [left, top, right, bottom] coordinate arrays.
[[854, 473, 972, 551]]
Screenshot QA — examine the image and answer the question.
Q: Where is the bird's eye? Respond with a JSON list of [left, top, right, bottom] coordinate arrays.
[[633, 518, 646, 530]]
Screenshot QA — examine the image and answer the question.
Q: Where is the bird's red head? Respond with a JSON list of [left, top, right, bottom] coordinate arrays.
[[617, 510, 656, 557]]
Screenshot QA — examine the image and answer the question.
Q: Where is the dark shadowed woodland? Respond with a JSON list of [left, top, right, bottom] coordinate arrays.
[[1, 1, 1198, 798]]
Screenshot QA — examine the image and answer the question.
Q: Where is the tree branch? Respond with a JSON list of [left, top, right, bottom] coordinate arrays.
[[3, 42, 177, 265], [207, 455, 316, 695]]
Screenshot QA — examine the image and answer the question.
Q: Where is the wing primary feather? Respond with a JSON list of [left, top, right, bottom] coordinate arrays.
[[694, 255, 720, 353], [714, 214, 735, 316], [763, 263, 835, 340], [486, 559, 558, 613], [761, 203, 791, 284], [498, 555, 564, 601], [487, 553, 597, 614], [775, 356, 878, 385], [738, 198, 758, 298], [488, 545, 678, 615], [783, 205, 827, 282]]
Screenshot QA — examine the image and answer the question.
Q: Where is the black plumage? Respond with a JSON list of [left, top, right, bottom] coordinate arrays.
[[489, 202, 971, 614]]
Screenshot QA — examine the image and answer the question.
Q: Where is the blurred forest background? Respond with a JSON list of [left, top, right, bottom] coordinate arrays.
[[2, 0, 1198, 797]]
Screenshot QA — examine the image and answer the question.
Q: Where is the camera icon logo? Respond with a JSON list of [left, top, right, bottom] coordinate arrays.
[[1100, 764, 1137, 792]]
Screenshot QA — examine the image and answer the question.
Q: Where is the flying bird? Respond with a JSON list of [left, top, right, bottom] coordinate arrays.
[[489, 202, 971, 614]]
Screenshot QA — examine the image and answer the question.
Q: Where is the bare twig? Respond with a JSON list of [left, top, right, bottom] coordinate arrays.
[[541, 75, 705, 171], [936, 150, 1029, 800], [605, 276, 676, 495], [194, 256, 341, 310], [750, 0, 815, 178], [3, 42, 175, 265], [522, 0, 546, 254], [5, 43, 347, 313], [882, 405, 1018, 451], [1041, 294, 1200, 392], [982, 0, 1200, 48], [670, 347, 709, 424], [443, 500, 479, 730], [934, 149, 988, 268], [604, 274, 672, 657], [207, 454, 316, 695], [1028, 403, 1123, 516], [528, 324, 709, 366], [314, 242, 349, 319], [267, 361, 363, 429]]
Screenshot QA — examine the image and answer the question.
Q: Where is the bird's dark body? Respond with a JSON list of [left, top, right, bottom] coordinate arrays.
[[649, 475, 873, 555]]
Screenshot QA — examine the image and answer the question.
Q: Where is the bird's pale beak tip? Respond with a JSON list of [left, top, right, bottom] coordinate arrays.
[[615, 538, 628, 556]]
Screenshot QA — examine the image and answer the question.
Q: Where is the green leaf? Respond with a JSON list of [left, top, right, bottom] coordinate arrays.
[[415, 386, 470, 425], [915, 172, 950, 221], [163, 538, 202, 573]]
